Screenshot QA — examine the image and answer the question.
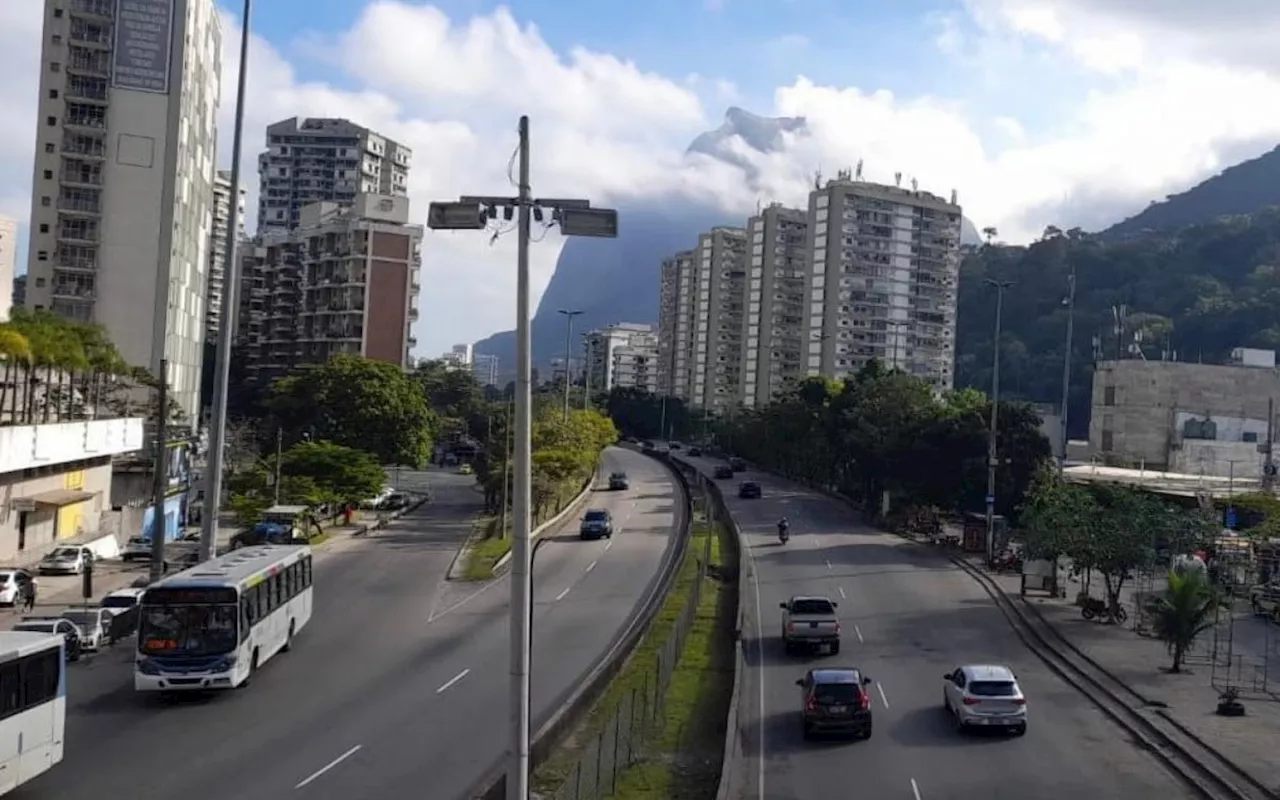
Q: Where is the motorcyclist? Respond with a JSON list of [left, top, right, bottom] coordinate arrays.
[[777, 517, 790, 540]]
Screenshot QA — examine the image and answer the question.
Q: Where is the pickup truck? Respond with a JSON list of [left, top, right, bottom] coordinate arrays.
[[780, 595, 841, 655]]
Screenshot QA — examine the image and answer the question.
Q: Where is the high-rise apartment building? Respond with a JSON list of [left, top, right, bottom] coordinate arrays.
[[25, 0, 222, 424], [805, 174, 961, 388], [691, 227, 748, 411], [257, 117, 411, 234], [585, 323, 659, 394], [0, 215, 16, 321], [206, 169, 246, 338], [741, 204, 808, 407], [236, 194, 421, 385], [472, 353, 499, 387], [657, 251, 694, 399]]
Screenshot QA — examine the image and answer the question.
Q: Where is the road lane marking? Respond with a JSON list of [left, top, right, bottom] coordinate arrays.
[[605, 539, 613, 551], [295, 745, 362, 789], [436, 669, 470, 694], [911, 778, 923, 800], [585, 560, 598, 573], [837, 586, 846, 599], [877, 682, 890, 710], [555, 587, 571, 601], [824, 559, 832, 570], [854, 625, 864, 643]]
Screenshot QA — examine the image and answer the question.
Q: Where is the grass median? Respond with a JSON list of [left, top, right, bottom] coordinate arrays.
[[532, 518, 738, 799]]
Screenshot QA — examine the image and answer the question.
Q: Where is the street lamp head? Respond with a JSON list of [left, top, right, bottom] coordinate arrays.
[[559, 309, 582, 318]]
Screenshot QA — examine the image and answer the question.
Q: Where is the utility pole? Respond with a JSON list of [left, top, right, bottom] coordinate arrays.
[[272, 427, 284, 505], [1058, 263, 1077, 475], [1264, 397, 1276, 492], [500, 398, 512, 538], [426, 117, 619, 800], [985, 278, 1015, 562], [581, 334, 591, 411], [149, 359, 170, 584], [558, 309, 582, 424], [199, 0, 254, 563]]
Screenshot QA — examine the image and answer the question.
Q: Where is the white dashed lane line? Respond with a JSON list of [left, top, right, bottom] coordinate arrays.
[[436, 669, 470, 694], [853, 625, 864, 643], [295, 745, 362, 789], [911, 777, 923, 800], [555, 587, 571, 602], [876, 682, 891, 710], [837, 586, 846, 599]]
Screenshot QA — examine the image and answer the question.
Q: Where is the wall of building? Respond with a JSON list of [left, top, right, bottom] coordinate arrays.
[[0, 215, 15, 321], [0, 460, 114, 563]]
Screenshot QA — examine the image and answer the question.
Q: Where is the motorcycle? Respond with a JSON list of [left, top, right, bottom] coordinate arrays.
[[1080, 596, 1127, 624], [989, 549, 1022, 573], [778, 526, 790, 544]]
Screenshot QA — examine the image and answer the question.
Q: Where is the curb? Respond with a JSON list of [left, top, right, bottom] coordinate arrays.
[[490, 459, 602, 575], [468, 447, 694, 800]]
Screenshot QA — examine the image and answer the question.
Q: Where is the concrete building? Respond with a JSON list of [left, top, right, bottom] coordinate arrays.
[[472, 353, 498, 387], [585, 323, 659, 394], [257, 117, 411, 234], [1089, 351, 1280, 478], [24, 0, 222, 426], [805, 173, 961, 388], [206, 169, 246, 338], [691, 227, 748, 411], [231, 240, 266, 362], [237, 194, 421, 384], [10, 275, 25, 312], [741, 203, 808, 407], [439, 343, 472, 368], [0, 215, 15, 321], [657, 250, 696, 402], [0, 416, 145, 563]]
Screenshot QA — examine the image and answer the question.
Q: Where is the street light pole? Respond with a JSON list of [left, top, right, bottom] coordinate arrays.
[[559, 309, 582, 424], [199, 0, 254, 563], [426, 119, 619, 800], [1058, 264, 1076, 475], [985, 278, 1015, 562], [581, 334, 591, 411]]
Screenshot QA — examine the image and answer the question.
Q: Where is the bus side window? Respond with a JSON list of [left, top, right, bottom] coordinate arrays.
[[304, 556, 312, 587], [0, 663, 19, 720], [20, 652, 57, 711], [284, 565, 294, 599]]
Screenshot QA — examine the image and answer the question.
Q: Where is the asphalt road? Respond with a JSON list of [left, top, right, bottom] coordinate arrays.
[[21, 449, 682, 800], [675, 454, 1199, 800]]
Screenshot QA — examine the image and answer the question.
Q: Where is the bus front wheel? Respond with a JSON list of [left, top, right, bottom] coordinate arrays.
[[283, 620, 295, 652]]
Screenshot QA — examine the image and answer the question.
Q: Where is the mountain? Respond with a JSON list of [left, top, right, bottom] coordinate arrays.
[[472, 107, 984, 376], [1100, 144, 1280, 241]]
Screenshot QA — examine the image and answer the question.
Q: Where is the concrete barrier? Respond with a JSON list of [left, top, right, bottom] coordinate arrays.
[[491, 460, 601, 575]]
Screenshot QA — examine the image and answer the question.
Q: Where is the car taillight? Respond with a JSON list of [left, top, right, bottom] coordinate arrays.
[[1011, 698, 1026, 706], [805, 696, 818, 712], [786, 622, 795, 632], [963, 696, 982, 705], [834, 621, 841, 633], [859, 692, 871, 710]]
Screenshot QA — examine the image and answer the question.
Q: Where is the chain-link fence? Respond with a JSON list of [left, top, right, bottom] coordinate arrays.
[[547, 502, 714, 800]]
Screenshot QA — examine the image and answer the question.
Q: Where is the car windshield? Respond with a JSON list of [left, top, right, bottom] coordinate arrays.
[[969, 680, 1018, 697], [138, 604, 239, 657], [0, 572, 12, 582], [814, 683, 860, 702], [791, 599, 834, 615], [61, 611, 99, 628], [101, 595, 138, 609], [49, 548, 78, 559], [128, 538, 149, 547], [584, 511, 609, 522]]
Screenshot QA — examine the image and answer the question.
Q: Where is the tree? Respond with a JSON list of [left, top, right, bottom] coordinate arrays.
[[1145, 569, 1221, 673], [279, 440, 385, 506], [267, 355, 435, 467]]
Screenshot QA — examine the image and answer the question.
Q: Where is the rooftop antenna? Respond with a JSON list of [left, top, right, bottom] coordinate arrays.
[[855, 159, 864, 180], [894, 171, 902, 187], [911, 177, 918, 192], [813, 168, 823, 190], [950, 189, 958, 205]]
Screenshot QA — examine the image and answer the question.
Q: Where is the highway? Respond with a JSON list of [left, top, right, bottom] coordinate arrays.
[[22, 448, 684, 800], [675, 453, 1200, 800]]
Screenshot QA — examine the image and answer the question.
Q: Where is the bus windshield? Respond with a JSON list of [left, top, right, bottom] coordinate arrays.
[[138, 603, 238, 657]]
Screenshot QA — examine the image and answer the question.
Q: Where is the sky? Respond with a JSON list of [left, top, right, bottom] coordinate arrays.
[[5, 0, 1280, 357]]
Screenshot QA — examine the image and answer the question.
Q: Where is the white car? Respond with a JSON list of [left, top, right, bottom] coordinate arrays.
[[121, 537, 153, 562], [0, 569, 34, 605], [942, 664, 1027, 735], [59, 608, 115, 651], [38, 545, 95, 575]]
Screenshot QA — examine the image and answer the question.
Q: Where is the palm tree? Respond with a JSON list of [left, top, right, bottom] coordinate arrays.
[[1144, 569, 1221, 673], [0, 323, 32, 425]]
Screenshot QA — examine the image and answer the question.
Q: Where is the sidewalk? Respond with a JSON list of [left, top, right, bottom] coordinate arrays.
[[955, 548, 1280, 793]]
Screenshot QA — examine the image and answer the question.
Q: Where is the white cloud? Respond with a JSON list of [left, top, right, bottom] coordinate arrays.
[[5, 1, 1280, 355]]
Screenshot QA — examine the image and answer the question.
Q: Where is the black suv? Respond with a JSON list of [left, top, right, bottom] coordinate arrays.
[[713, 465, 735, 480], [797, 667, 874, 740], [728, 457, 746, 472], [579, 509, 614, 540], [738, 481, 762, 499]]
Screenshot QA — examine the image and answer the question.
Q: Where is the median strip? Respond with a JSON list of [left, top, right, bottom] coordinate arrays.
[[531, 517, 739, 799]]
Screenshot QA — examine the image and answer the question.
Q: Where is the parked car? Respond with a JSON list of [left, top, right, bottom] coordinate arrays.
[[608, 472, 630, 491], [38, 546, 94, 575], [714, 465, 735, 480], [12, 618, 82, 661], [797, 667, 874, 740], [579, 509, 614, 540], [381, 492, 411, 510], [0, 569, 34, 606], [58, 608, 114, 651], [738, 481, 762, 499], [121, 537, 153, 562]]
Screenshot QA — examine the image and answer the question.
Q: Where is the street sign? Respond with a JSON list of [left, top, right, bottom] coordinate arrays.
[[427, 202, 487, 230], [1225, 506, 1238, 530], [557, 207, 618, 238], [10, 498, 36, 513]]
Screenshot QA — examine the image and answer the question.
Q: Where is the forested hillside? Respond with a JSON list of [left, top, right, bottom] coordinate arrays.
[[955, 210, 1280, 437]]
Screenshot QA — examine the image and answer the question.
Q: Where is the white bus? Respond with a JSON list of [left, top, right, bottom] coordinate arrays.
[[134, 545, 313, 692], [0, 631, 66, 795]]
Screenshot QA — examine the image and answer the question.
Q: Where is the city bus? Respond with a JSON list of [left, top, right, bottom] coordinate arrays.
[[0, 631, 66, 795], [134, 545, 313, 692]]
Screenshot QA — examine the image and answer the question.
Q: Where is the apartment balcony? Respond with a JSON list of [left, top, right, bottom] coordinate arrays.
[[51, 284, 96, 301], [70, 0, 114, 18], [409, 306, 420, 322], [54, 256, 96, 273], [57, 226, 99, 245], [66, 50, 111, 77], [62, 133, 106, 160], [65, 77, 109, 103], [57, 197, 101, 216], [60, 168, 103, 187], [63, 112, 107, 133]]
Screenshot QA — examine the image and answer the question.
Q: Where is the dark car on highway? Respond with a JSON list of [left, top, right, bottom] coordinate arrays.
[[797, 667, 874, 740], [608, 471, 630, 491], [579, 509, 614, 540], [728, 457, 746, 472], [714, 465, 734, 480], [738, 481, 762, 499]]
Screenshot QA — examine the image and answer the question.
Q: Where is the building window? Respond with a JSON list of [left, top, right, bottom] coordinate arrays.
[[46, 116, 56, 127], [1103, 385, 1115, 406], [44, 143, 54, 153], [41, 197, 51, 207], [1101, 430, 1113, 451], [48, 89, 58, 99], [54, 8, 63, 17], [39, 224, 49, 233], [37, 251, 48, 261], [43, 170, 52, 180], [51, 34, 62, 44], [49, 62, 60, 73]]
